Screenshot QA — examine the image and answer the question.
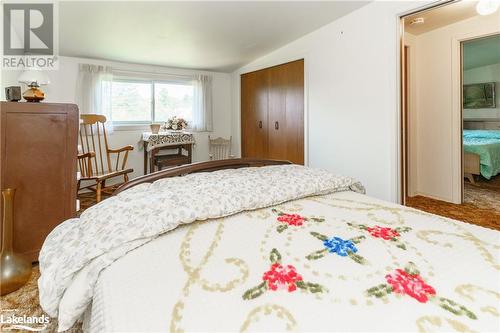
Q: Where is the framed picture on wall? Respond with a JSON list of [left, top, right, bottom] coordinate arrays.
[[463, 82, 496, 109]]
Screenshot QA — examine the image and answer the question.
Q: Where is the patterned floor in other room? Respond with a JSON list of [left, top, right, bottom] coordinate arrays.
[[406, 175, 500, 231]]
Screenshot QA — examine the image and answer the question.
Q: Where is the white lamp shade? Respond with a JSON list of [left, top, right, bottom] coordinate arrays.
[[18, 70, 50, 86]]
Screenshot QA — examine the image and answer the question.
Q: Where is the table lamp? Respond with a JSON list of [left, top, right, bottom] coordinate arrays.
[[18, 70, 50, 102]]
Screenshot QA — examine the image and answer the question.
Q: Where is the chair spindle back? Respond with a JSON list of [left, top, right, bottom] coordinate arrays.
[[209, 136, 232, 161]]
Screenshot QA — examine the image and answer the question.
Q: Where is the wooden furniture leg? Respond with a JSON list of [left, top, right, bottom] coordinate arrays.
[[143, 141, 148, 175], [150, 148, 158, 174], [186, 144, 192, 163], [96, 181, 102, 203], [465, 173, 476, 185]]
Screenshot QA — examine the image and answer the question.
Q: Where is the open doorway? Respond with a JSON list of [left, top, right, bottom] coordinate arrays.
[[462, 34, 500, 210], [400, 1, 500, 228]]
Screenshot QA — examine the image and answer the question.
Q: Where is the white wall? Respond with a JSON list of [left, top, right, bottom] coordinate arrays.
[[463, 63, 500, 119], [1, 56, 233, 180], [408, 13, 500, 203], [231, 1, 430, 202]]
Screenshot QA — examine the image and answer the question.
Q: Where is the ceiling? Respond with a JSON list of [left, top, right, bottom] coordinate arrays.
[[404, 1, 479, 35], [58, 1, 369, 72], [463, 34, 500, 70]]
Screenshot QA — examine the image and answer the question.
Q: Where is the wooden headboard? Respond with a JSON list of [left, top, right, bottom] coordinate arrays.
[[113, 158, 292, 195], [463, 120, 500, 130]]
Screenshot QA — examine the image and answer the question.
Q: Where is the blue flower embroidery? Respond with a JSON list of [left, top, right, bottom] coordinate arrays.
[[323, 237, 357, 256]]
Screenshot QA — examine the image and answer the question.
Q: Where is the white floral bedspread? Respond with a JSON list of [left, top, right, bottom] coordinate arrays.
[[82, 191, 499, 333], [38, 165, 364, 331]]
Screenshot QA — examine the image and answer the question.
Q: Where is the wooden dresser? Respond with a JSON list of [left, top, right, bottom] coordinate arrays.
[[0, 102, 79, 262]]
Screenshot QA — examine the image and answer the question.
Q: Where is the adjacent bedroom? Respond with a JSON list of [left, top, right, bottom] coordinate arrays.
[[0, 1, 499, 333], [462, 34, 500, 208]]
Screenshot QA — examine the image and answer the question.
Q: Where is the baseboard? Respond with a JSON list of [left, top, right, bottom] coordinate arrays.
[[412, 191, 455, 204]]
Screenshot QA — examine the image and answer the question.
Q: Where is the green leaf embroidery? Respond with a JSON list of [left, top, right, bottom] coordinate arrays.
[[270, 248, 282, 264], [395, 226, 412, 233], [433, 297, 477, 320], [349, 235, 366, 244], [296, 281, 327, 293], [347, 222, 367, 230], [404, 262, 420, 276], [394, 241, 407, 250], [242, 281, 268, 300], [310, 231, 328, 241], [276, 224, 288, 233], [308, 217, 325, 223], [306, 248, 329, 260], [366, 284, 393, 298], [271, 208, 284, 216], [348, 251, 366, 264]]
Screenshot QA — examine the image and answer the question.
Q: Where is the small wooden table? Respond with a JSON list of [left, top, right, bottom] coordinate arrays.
[[142, 131, 195, 174]]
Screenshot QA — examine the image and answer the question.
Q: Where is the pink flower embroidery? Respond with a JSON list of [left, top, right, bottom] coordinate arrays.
[[277, 214, 305, 226], [366, 226, 400, 240], [385, 269, 436, 303], [262, 263, 303, 292]]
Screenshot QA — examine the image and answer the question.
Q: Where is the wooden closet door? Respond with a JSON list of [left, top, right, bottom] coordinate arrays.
[[268, 59, 304, 164], [241, 70, 269, 158]]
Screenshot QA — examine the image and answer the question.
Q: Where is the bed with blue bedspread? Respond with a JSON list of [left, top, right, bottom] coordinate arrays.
[[463, 130, 500, 179]]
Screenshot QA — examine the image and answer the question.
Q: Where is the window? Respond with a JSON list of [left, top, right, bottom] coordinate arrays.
[[111, 79, 194, 124]]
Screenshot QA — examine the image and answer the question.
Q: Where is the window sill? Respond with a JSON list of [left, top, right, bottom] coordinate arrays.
[[112, 124, 151, 132], [111, 124, 214, 133]]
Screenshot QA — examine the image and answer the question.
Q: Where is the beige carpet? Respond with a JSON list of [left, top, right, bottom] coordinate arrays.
[[464, 175, 500, 212], [0, 266, 83, 332], [0, 192, 106, 332]]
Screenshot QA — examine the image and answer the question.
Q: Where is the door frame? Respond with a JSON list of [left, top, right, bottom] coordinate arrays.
[[453, 32, 500, 203], [398, 2, 500, 205], [398, 0, 459, 205]]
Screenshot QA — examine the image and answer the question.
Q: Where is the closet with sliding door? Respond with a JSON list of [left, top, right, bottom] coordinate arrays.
[[240, 59, 304, 164]]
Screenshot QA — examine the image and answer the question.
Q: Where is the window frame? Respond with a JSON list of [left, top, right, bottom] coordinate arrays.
[[111, 76, 194, 126]]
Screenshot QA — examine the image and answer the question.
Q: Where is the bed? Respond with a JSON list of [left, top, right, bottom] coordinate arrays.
[[463, 129, 500, 182], [38, 159, 500, 332]]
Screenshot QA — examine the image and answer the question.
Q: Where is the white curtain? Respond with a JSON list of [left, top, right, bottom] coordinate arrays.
[[75, 64, 114, 132], [192, 74, 213, 131]]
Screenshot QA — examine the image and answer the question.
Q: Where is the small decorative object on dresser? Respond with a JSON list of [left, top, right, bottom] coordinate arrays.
[[0, 188, 32, 296], [163, 116, 188, 131], [150, 123, 161, 134], [4, 86, 21, 102], [18, 70, 50, 102]]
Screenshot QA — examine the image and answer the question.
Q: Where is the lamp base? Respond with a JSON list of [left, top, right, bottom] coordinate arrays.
[[23, 87, 45, 102]]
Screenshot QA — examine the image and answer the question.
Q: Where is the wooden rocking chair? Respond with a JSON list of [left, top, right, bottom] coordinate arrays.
[[78, 114, 134, 203]]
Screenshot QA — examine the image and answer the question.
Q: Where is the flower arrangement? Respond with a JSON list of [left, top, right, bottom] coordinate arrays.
[[164, 116, 188, 131]]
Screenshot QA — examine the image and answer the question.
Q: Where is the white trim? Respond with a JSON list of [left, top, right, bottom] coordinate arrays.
[[112, 124, 150, 132], [451, 30, 500, 204], [395, 0, 490, 205], [412, 191, 450, 203]]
